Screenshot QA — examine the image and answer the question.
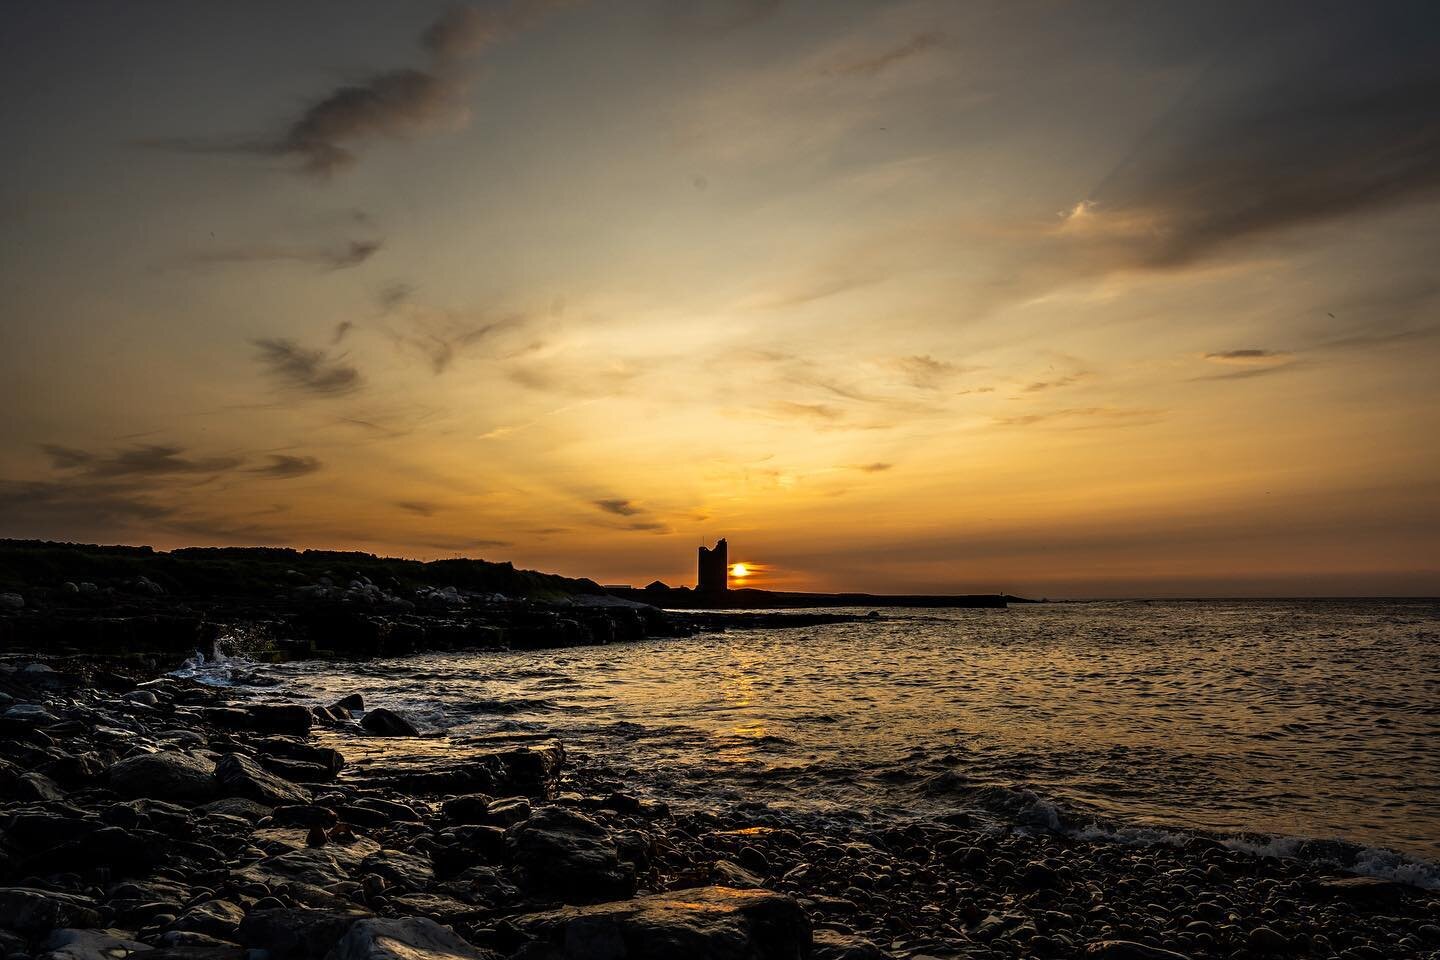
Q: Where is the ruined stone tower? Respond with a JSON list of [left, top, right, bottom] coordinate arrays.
[[697, 538, 728, 593]]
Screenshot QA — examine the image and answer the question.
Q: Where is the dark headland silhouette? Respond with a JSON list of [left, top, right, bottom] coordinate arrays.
[[604, 538, 1015, 609]]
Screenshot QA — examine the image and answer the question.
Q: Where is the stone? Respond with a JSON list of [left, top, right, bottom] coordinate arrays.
[[5, 703, 59, 724], [1084, 942, 1191, 960], [238, 907, 372, 960], [812, 930, 890, 960], [507, 806, 635, 904], [197, 798, 271, 822], [110, 752, 218, 805], [711, 860, 764, 889], [39, 928, 151, 960], [215, 753, 313, 806], [330, 695, 365, 712], [440, 794, 493, 824], [0, 888, 105, 934], [359, 850, 435, 891], [244, 704, 314, 736], [169, 901, 246, 940], [359, 709, 421, 737], [506, 886, 810, 960], [325, 918, 499, 960]]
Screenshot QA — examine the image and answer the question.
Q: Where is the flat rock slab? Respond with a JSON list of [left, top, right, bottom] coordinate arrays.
[[215, 753, 312, 806], [328, 736, 564, 799], [325, 918, 500, 960], [507, 886, 811, 960], [110, 752, 217, 806], [39, 928, 151, 960], [0, 888, 105, 935]]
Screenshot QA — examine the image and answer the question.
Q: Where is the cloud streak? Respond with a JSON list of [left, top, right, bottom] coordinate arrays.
[[253, 339, 362, 395], [190, 239, 381, 270]]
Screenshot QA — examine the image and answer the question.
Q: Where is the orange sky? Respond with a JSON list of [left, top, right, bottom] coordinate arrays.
[[1, 2, 1437, 597]]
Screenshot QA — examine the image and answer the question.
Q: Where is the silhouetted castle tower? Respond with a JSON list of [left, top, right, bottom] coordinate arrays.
[[697, 538, 728, 593]]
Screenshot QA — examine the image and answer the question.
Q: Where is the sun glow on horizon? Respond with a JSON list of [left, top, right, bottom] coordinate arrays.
[[731, 563, 749, 579]]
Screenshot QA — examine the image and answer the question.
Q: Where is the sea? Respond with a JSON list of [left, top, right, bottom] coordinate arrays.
[[179, 598, 1440, 888]]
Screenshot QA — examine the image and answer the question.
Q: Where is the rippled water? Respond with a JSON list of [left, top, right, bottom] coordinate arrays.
[[194, 599, 1440, 875]]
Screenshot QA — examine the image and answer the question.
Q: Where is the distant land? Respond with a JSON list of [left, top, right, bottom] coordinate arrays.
[[605, 585, 1019, 609]]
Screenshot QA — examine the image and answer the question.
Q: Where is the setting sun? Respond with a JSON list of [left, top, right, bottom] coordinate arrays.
[[731, 563, 749, 579]]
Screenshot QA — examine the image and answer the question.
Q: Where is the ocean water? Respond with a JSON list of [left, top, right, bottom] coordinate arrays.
[[188, 599, 1440, 884]]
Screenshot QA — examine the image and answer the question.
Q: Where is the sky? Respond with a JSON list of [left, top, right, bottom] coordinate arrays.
[[1, 0, 1438, 598]]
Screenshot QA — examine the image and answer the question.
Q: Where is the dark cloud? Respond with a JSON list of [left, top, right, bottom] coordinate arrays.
[[856, 462, 893, 473], [0, 479, 173, 531], [396, 500, 439, 517], [146, 2, 572, 178], [253, 339, 362, 395], [41, 443, 242, 478], [595, 498, 640, 516], [828, 31, 945, 78], [249, 455, 323, 479], [422, 1, 572, 62], [1205, 349, 1283, 361], [378, 282, 416, 312], [190, 239, 381, 270], [1090, 8, 1440, 267]]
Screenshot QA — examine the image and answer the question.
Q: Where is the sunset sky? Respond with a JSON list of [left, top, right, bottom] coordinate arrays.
[[1, 1, 1437, 597]]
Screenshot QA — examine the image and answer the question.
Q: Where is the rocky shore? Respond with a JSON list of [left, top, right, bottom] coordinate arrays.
[[2, 656, 1437, 960]]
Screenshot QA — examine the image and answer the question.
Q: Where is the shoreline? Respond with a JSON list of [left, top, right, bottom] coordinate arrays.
[[3, 655, 1438, 959]]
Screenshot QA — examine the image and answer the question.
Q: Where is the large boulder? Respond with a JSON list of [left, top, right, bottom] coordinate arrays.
[[506, 886, 811, 960], [110, 752, 218, 805], [214, 753, 312, 806], [355, 741, 564, 799], [359, 709, 420, 737], [324, 918, 500, 960], [507, 806, 635, 904]]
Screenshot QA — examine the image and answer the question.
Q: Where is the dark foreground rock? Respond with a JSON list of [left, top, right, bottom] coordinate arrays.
[[504, 886, 809, 960]]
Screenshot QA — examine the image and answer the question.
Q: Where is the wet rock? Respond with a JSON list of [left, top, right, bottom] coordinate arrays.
[[110, 752, 218, 805], [197, 798, 271, 822], [244, 704, 314, 736], [331, 695, 364, 712], [0, 888, 104, 934], [359, 709, 420, 737], [238, 907, 372, 960], [483, 797, 531, 827], [215, 753, 313, 806], [507, 806, 635, 904], [254, 737, 345, 777], [38, 928, 151, 960], [325, 918, 499, 960], [506, 886, 810, 960]]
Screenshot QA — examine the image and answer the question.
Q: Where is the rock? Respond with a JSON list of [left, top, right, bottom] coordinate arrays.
[[812, 930, 890, 960], [506, 886, 810, 960], [1085, 942, 1191, 960], [245, 704, 314, 736], [330, 695, 364, 712], [359, 850, 435, 891], [712, 860, 764, 889], [354, 741, 564, 798], [215, 753, 313, 806], [0, 888, 104, 934], [238, 907, 371, 960], [197, 798, 271, 822], [6, 703, 59, 724], [325, 918, 499, 960], [255, 737, 345, 776], [110, 752, 218, 805], [39, 928, 151, 960], [0, 592, 23, 610], [359, 709, 421, 737], [440, 794, 494, 824], [1247, 926, 1288, 953], [484, 797, 531, 827], [170, 901, 246, 940], [507, 806, 635, 904]]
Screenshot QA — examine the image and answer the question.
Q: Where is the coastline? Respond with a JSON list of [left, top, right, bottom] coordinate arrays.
[[3, 653, 1438, 960]]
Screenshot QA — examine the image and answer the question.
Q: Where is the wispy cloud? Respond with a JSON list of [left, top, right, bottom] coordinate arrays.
[[41, 443, 242, 478], [396, 500, 439, 517], [827, 31, 944, 78], [595, 498, 641, 516], [253, 339, 362, 395], [249, 454, 323, 479], [189, 239, 381, 270]]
